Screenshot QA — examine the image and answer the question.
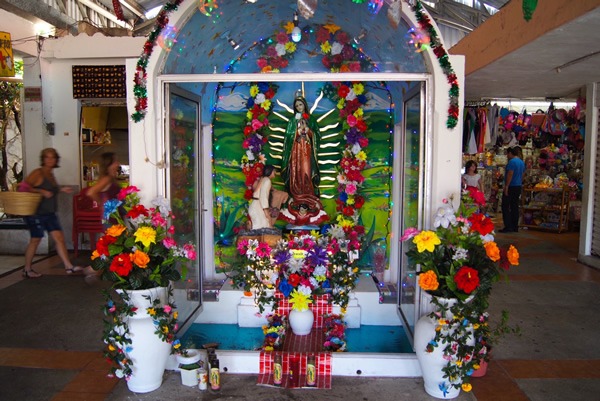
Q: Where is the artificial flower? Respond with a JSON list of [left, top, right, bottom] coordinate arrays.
[[413, 230, 441, 253], [418, 270, 439, 291], [134, 226, 157, 248]]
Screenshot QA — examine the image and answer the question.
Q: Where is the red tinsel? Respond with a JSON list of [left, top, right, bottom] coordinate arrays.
[[112, 0, 125, 21]]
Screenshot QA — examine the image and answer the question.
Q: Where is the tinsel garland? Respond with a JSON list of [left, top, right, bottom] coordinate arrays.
[[412, 0, 460, 129], [131, 0, 184, 122], [112, 0, 125, 21]]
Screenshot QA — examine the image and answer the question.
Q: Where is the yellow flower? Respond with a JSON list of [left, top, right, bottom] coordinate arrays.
[[507, 245, 520, 265], [106, 224, 126, 237], [337, 98, 345, 110], [289, 290, 312, 311], [283, 21, 295, 34], [108, 344, 115, 351], [261, 99, 271, 111], [162, 326, 169, 333], [246, 110, 253, 120], [353, 108, 364, 118], [134, 226, 156, 248], [323, 23, 340, 34], [284, 41, 296, 53], [462, 383, 472, 392], [352, 83, 364, 95], [418, 270, 439, 291], [250, 85, 259, 97], [346, 196, 355, 205], [484, 241, 500, 261], [356, 151, 367, 161], [91, 250, 100, 260], [173, 342, 181, 350], [264, 346, 273, 351], [131, 250, 150, 268], [148, 308, 156, 316], [320, 41, 332, 54], [174, 311, 178, 319], [413, 231, 441, 253]]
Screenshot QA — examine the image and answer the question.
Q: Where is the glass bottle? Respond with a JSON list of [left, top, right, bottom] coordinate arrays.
[[306, 355, 316, 387]]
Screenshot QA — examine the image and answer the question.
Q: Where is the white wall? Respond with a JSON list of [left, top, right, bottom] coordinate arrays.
[[22, 34, 145, 187]]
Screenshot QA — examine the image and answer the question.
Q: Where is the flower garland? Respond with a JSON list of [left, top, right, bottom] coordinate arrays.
[[323, 314, 347, 351], [256, 24, 298, 73], [412, 0, 460, 129], [241, 82, 279, 199], [101, 289, 180, 379], [112, 0, 125, 21], [262, 313, 287, 351], [131, 0, 184, 122], [314, 23, 373, 73]]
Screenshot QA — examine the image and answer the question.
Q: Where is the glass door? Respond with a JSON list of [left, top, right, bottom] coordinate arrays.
[[166, 84, 203, 332], [397, 83, 425, 346]]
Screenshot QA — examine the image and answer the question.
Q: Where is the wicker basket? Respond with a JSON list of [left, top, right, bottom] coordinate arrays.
[[0, 192, 42, 216]]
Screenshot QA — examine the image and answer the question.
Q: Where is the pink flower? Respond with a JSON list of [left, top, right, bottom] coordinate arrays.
[[117, 185, 140, 200], [346, 114, 357, 127], [168, 225, 175, 234], [152, 214, 167, 227], [257, 58, 268, 69], [346, 182, 357, 195], [256, 242, 272, 258], [237, 239, 249, 255], [400, 227, 420, 241], [162, 237, 176, 249], [251, 119, 263, 130], [163, 305, 172, 313], [184, 243, 197, 260]]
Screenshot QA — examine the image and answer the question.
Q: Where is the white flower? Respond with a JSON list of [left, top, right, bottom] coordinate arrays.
[[481, 233, 494, 243], [246, 150, 255, 160], [309, 277, 319, 287], [452, 247, 468, 261], [297, 284, 312, 296], [327, 225, 346, 239], [433, 205, 456, 228], [313, 265, 327, 277], [254, 93, 265, 104], [351, 143, 362, 155], [152, 197, 171, 215], [345, 89, 357, 101], [287, 257, 304, 273], [275, 43, 286, 56], [331, 41, 343, 55]]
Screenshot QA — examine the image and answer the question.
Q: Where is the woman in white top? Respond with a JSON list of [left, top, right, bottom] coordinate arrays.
[[462, 160, 483, 192], [248, 165, 276, 230]]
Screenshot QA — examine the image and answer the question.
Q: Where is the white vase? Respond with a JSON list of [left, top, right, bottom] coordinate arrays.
[[414, 296, 473, 400], [118, 287, 172, 393], [288, 308, 314, 335]]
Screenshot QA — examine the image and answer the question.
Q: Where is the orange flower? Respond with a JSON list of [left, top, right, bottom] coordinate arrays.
[[106, 224, 126, 237], [91, 250, 100, 260], [484, 241, 500, 262], [131, 250, 150, 268], [418, 270, 439, 291], [507, 245, 519, 265]]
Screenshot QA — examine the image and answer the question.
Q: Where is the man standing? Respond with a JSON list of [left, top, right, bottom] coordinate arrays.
[[500, 146, 525, 233]]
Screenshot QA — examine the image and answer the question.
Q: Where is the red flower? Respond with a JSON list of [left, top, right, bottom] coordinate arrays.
[[354, 195, 365, 209], [321, 56, 331, 69], [302, 113, 309, 120], [96, 235, 117, 256], [338, 85, 350, 99], [244, 189, 253, 200], [356, 119, 368, 133], [468, 213, 494, 236], [466, 186, 486, 206], [342, 206, 354, 216], [243, 126, 253, 136], [288, 273, 301, 287], [316, 27, 331, 43], [358, 137, 369, 148], [264, 88, 275, 99], [453, 266, 480, 294], [126, 204, 148, 219], [109, 253, 133, 277]]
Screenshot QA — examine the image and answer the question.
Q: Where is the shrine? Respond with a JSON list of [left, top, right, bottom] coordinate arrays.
[[125, 0, 465, 380]]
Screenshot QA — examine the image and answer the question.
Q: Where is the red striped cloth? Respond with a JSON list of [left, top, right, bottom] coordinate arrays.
[[257, 350, 332, 389], [274, 292, 332, 328]]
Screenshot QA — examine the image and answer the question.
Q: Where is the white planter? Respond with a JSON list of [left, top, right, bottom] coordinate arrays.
[[176, 349, 202, 387], [288, 308, 314, 335], [118, 287, 172, 393], [414, 296, 473, 399]]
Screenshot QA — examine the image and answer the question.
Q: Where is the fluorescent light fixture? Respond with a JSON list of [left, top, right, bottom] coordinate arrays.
[[145, 5, 162, 19]]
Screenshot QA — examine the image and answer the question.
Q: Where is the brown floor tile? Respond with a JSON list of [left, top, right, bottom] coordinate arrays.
[[51, 391, 111, 401], [499, 359, 600, 379], [61, 369, 119, 393], [0, 348, 98, 370], [471, 360, 529, 401]]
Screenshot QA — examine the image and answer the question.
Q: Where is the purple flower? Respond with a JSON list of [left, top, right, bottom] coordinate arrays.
[[307, 245, 328, 267], [345, 127, 360, 145], [273, 249, 290, 265]]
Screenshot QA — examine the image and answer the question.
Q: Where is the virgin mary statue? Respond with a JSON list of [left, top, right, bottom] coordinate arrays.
[[280, 95, 328, 226]]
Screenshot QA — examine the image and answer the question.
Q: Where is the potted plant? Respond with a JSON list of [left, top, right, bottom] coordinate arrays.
[[92, 186, 197, 393], [402, 187, 519, 399]]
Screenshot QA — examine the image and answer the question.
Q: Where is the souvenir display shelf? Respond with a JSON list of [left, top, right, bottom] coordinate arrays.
[[520, 187, 571, 233]]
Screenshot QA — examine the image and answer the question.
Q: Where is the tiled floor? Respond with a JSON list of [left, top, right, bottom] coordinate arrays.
[[1, 228, 600, 400]]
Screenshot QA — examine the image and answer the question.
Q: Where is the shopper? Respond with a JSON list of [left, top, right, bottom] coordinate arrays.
[[500, 146, 525, 233], [22, 148, 83, 278], [462, 160, 483, 192]]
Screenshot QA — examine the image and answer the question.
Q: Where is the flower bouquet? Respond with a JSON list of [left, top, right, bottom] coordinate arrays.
[[402, 188, 519, 393], [91, 186, 197, 384], [230, 225, 362, 314]]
